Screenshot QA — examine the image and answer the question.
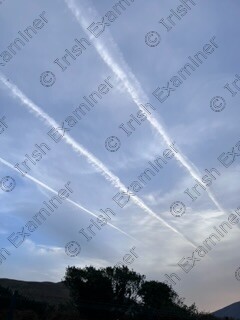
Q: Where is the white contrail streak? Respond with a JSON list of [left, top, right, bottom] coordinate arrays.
[[0, 74, 196, 248], [0, 156, 134, 240], [65, 0, 225, 216]]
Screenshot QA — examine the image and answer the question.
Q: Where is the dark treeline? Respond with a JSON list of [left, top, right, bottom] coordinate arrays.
[[0, 266, 234, 320], [63, 265, 216, 320]]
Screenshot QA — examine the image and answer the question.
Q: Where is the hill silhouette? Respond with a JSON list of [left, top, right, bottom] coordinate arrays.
[[213, 301, 240, 319], [0, 278, 69, 305], [0, 266, 235, 320]]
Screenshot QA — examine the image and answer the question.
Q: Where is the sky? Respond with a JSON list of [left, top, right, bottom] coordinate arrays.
[[0, 0, 240, 313]]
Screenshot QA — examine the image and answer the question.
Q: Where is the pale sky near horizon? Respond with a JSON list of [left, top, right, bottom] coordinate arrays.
[[0, 0, 240, 313]]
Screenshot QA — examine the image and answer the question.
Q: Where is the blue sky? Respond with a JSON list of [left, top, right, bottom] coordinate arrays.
[[0, 0, 240, 313]]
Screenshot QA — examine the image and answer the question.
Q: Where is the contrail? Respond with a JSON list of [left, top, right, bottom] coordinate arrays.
[[65, 0, 225, 216], [0, 156, 135, 240], [0, 74, 196, 248]]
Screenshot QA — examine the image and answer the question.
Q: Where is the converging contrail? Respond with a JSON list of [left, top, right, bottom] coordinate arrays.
[[0, 156, 135, 240], [65, 0, 226, 217], [0, 74, 196, 248]]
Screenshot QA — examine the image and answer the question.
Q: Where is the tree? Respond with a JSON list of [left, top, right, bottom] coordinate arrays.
[[138, 280, 177, 308], [0, 284, 51, 319], [63, 265, 217, 320], [64, 266, 114, 319], [103, 266, 145, 304], [64, 266, 145, 319]]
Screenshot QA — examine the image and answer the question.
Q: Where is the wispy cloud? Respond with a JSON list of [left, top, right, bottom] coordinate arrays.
[[65, 0, 226, 218], [0, 155, 134, 239], [0, 73, 195, 248]]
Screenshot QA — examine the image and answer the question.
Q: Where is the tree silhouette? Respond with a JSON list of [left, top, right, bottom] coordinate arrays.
[[0, 284, 51, 319], [63, 265, 217, 320], [139, 280, 177, 308], [103, 266, 145, 303], [64, 266, 114, 319]]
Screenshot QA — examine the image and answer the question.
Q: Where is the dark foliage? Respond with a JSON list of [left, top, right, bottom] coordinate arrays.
[[63, 265, 219, 320], [0, 284, 52, 319], [0, 266, 226, 319]]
